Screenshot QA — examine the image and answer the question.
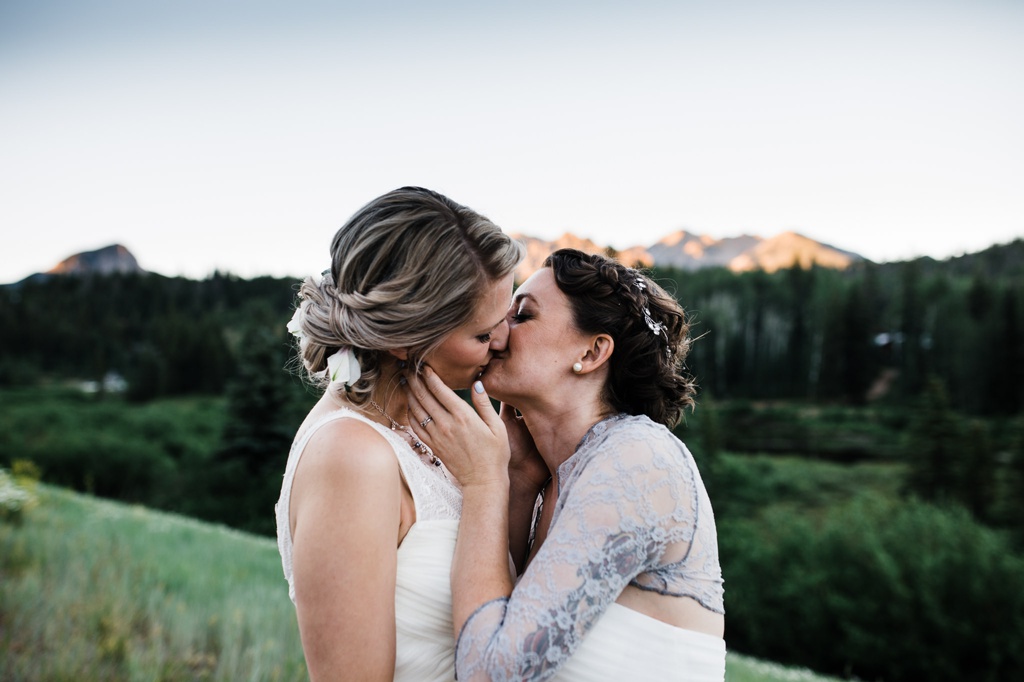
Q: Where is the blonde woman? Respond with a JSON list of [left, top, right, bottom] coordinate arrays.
[[407, 248, 726, 681], [275, 187, 523, 681]]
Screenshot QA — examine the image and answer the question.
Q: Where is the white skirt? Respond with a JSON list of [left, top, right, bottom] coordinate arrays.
[[550, 602, 726, 682], [393, 520, 459, 682]]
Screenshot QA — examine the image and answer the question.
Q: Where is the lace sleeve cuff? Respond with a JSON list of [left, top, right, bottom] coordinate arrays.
[[455, 596, 510, 680]]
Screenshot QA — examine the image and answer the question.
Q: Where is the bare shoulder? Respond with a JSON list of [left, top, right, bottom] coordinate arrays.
[[293, 415, 402, 502]]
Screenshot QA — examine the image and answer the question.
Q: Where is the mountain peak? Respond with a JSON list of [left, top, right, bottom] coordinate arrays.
[[728, 231, 862, 272], [46, 244, 145, 277]]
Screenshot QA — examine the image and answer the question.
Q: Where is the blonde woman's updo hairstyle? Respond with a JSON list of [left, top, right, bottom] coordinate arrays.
[[544, 248, 697, 428], [293, 187, 524, 403]]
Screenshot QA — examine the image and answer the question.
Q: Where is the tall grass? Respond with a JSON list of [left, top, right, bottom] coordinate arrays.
[[0, 484, 845, 682], [0, 484, 306, 681]]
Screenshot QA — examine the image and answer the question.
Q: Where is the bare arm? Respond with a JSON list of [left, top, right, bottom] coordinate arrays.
[[452, 474, 514, 634], [289, 419, 404, 682]]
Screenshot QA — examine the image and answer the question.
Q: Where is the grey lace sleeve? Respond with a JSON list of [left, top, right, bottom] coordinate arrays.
[[454, 424, 712, 682]]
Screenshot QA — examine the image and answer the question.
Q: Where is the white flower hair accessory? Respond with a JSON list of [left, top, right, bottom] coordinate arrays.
[[287, 305, 363, 388], [287, 306, 304, 338], [327, 347, 362, 388]]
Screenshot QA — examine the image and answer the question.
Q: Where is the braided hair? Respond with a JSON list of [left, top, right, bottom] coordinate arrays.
[[544, 248, 696, 427]]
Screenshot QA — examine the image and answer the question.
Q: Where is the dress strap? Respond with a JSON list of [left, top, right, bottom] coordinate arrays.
[[295, 408, 459, 520]]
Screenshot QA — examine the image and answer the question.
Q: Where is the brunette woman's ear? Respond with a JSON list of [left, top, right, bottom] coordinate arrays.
[[576, 334, 614, 374], [387, 348, 409, 361]]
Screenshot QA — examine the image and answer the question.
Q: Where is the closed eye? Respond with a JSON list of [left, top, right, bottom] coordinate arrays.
[[476, 332, 492, 343]]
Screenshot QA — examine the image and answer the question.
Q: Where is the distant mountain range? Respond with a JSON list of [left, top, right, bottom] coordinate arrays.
[[11, 233, 1024, 286], [512, 230, 865, 281], [5, 231, 867, 286]]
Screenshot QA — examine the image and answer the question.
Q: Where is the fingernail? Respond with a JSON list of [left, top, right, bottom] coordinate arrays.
[[473, 381, 484, 394], [399, 376, 407, 386]]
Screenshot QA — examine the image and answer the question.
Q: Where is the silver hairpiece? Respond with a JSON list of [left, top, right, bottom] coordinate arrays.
[[631, 271, 664, 337], [643, 306, 665, 336]]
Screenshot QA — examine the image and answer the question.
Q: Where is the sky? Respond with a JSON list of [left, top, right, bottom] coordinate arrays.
[[2, 0, 1022, 282]]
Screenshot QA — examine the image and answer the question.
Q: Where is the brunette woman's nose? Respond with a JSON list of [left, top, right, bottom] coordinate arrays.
[[489, 318, 510, 352]]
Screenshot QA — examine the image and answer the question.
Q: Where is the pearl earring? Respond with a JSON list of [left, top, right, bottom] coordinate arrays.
[[572, 362, 583, 374]]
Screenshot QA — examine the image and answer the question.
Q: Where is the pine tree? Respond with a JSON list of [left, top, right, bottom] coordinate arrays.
[[840, 282, 873, 405], [987, 289, 1023, 415], [899, 261, 927, 398], [902, 377, 962, 503], [958, 420, 996, 522], [200, 328, 297, 535], [1008, 414, 1024, 546], [780, 266, 815, 398], [967, 273, 994, 321], [687, 393, 722, 494]]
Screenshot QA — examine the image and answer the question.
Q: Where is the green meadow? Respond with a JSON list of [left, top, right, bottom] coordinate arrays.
[[0, 482, 843, 682], [1, 483, 306, 681]]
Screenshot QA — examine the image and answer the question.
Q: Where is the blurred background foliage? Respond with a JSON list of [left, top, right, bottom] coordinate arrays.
[[2, 241, 1023, 680]]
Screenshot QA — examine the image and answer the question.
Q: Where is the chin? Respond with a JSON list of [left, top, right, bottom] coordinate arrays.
[[486, 389, 511, 404], [480, 377, 509, 402]]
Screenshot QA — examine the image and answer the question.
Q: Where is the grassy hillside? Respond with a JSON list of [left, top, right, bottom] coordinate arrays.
[[1, 483, 306, 681], [0, 483, 842, 682]]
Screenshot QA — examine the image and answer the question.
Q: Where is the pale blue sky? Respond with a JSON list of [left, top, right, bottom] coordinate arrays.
[[2, 0, 1022, 281]]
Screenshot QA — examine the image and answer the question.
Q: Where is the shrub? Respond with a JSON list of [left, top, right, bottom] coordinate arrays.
[[0, 468, 37, 523], [721, 494, 1024, 681]]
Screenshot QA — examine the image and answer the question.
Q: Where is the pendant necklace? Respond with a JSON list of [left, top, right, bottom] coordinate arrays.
[[369, 400, 443, 468]]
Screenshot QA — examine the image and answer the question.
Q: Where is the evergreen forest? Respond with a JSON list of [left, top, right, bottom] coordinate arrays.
[[4, 240, 1023, 413]]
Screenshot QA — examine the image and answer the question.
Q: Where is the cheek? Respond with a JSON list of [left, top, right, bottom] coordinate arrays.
[[511, 329, 542, 358], [468, 344, 490, 366], [446, 339, 488, 368]]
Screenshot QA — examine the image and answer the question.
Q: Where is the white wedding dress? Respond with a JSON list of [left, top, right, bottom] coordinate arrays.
[[275, 408, 462, 682], [278, 411, 726, 682], [545, 603, 726, 681]]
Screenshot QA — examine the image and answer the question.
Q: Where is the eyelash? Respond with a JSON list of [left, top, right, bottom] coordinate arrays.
[[511, 312, 531, 323], [476, 333, 492, 343]]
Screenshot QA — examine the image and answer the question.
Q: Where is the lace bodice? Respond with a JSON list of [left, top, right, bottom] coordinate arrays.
[[455, 414, 724, 682], [275, 408, 462, 603]]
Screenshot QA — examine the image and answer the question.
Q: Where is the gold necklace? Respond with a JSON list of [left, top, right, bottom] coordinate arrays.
[[369, 400, 442, 468]]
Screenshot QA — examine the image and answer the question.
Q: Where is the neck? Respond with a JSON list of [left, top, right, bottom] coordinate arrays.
[[370, 365, 412, 423], [333, 359, 412, 427], [517, 397, 615, 478], [353, 360, 443, 469]]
